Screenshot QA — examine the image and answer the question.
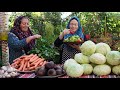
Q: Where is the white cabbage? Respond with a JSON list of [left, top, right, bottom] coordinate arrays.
[[89, 53, 106, 64], [106, 51, 120, 65], [81, 64, 93, 75], [63, 59, 77, 70], [74, 53, 89, 64], [66, 63, 84, 77], [112, 65, 120, 75], [93, 64, 111, 76], [95, 42, 111, 56], [80, 40, 96, 56]]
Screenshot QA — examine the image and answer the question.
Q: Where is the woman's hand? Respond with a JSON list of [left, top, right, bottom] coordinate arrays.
[[26, 34, 41, 43], [33, 34, 41, 39], [68, 44, 81, 51], [59, 29, 70, 40], [63, 29, 70, 35]]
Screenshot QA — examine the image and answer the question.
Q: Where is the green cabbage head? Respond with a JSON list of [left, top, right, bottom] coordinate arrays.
[[89, 53, 106, 64], [81, 64, 93, 75], [74, 53, 89, 64], [80, 40, 96, 56], [63, 59, 77, 70], [93, 64, 111, 76], [106, 51, 120, 65], [112, 65, 120, 75], [66, 63, 84, 77], [96, 42, 111, 56]]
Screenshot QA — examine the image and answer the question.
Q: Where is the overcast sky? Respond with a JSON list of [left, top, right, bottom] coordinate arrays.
[[61, 12, 72, 19]]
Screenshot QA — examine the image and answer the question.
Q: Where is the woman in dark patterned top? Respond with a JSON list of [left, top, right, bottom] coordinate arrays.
[[54, 16, 85, 64], [8, 16, 41, 64]]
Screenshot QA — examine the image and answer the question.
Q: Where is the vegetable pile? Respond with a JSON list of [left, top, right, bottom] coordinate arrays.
[[63, 40, 120, 77], [64, 35, 82, 43], [35, 61, 65, 77], [11, 54, 47, 72], [0, 65, 19, 78]]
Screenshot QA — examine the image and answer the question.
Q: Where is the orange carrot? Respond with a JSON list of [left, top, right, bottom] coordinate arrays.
[[31, 58, 44, 66], [18, 60, 25, 71], [13, 59, 22, 65], [30, 58, 41, 65], [27, 61, 30, 68], [41, 61, 47, 66], [19, 55, 27, 59], [30, 56, 39, 63], [28, 66, 36, 71], [27, 54, 34, 58], [13, 58, 21, 62], [39, 61, 44, 66], [24, 68, 28, 71], [24, 57, 31, 61], [22, 61, 28, 71], [29, 54, 37, 62], [24, 54, 34, 61], [34, 60, 43, 67]]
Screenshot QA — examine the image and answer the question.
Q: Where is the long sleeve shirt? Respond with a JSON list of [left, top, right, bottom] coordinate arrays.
[[8, 32, 27, 64]]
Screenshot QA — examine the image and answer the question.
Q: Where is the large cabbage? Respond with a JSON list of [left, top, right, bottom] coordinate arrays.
[[95, 43, 111, 56], [66, 63, 84, 77], [63, 59, 77, 70], [81, 64, 93, 75], [80, 40, 96, 56], [74, 53, 89, 64], [106, 51, 120, 65], [112, 65, 120, 75], [93, 64, 111, 76], [89, 53, 106, 64]]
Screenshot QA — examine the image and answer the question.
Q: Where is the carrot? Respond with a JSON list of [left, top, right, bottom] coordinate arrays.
[[24, 57, 31, 61], [22, 61, 28, 71], [29, 54, 38, 62], [39, 61, 44, 66], [34, 59, 43, 67], [30, 58, 41, 65], [30, 63, 35, 67], [27, 54, 34, 58], [27, 61, 30, 68], [30, 56, 39, 63], [18, 60, 25, 71], [24, 54, 34, 61], [24, 68, 28, 71], [13, 59, 23, 65], [41, 61, 47, 66], [31, 58, 44, 66], [19, 55, 27, 59], [13, 58, 21, 62], [28, 66, 36, 71]]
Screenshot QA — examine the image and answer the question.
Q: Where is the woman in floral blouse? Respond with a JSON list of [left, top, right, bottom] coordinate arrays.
[[8, 16, 41, 64]]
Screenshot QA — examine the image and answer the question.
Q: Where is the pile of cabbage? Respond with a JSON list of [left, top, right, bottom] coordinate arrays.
[[63, 40, 120, 77]]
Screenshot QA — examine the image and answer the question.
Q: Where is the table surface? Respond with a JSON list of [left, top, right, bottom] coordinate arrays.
[[17, 73, 120, 78]]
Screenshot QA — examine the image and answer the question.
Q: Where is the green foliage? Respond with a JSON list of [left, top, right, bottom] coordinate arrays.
[[28, 38, 60, 64], [8, 12, 120, 63]]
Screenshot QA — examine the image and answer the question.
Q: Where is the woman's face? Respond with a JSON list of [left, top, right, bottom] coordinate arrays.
[[20, 18, 29, 32], [69, 19, 78, 32]]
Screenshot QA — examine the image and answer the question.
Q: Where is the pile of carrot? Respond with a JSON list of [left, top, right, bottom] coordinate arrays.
[[11, 54, 47, 71]]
